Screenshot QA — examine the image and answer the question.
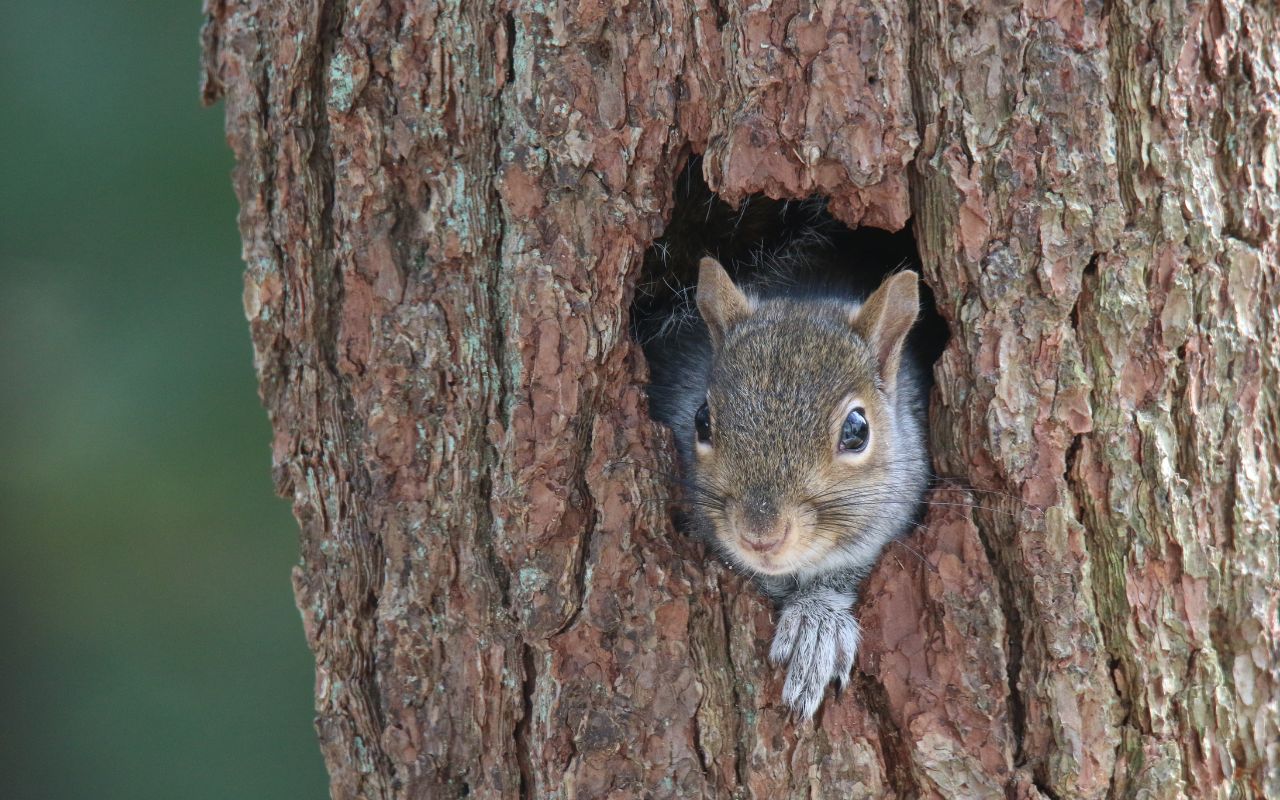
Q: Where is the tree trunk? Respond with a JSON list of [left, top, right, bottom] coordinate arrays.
[[201, 1, 1278, 797]]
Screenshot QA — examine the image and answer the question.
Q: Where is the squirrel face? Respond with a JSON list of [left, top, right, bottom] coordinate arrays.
[[691, 258, 921, 577]]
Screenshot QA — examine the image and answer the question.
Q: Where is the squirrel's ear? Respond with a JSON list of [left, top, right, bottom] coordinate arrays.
[[697, 256, 752, 348], [852, 270, 920, 383]]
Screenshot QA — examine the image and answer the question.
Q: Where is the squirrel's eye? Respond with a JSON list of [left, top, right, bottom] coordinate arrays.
[[694, 401, 712, 445], [839, 408, 869, 453]]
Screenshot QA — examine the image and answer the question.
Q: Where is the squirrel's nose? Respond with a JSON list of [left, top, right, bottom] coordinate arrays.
[[741, 496, 778, 528], [742, 517, 791, 554]]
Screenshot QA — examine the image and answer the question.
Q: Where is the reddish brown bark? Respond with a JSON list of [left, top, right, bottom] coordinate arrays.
[[202, 0, 1279, 797]]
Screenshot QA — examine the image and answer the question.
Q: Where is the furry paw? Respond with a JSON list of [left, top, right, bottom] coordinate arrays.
[[768, 590, 860, 721]]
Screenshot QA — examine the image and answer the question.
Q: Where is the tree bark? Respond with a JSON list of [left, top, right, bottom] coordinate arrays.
[[201, 1, 1278, 798]]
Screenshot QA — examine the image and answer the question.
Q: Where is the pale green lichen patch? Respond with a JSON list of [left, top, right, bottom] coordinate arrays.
[[327, 50, 357, 113]]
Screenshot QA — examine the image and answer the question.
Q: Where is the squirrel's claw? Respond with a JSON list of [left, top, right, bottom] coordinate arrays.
[[832, 674, 848, 699]]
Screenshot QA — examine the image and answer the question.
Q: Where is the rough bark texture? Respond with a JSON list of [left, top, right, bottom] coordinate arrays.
[[201, 1, 1279, 797]]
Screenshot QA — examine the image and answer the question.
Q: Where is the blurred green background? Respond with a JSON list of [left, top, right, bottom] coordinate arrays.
[[1, 3, 328, 798]]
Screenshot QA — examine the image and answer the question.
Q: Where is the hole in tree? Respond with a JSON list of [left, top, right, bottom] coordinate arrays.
[[633, 155, 947, 402], [631, 155, 948, 530]]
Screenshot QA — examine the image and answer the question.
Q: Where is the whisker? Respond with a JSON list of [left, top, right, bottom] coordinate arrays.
[[887, 538, 936, 572]]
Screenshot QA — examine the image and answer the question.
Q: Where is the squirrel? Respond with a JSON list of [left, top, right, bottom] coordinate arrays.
[[635, 164, 932, 721]]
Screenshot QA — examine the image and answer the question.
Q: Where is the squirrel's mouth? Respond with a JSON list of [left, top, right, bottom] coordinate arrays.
[[739, 549, 795, 575]]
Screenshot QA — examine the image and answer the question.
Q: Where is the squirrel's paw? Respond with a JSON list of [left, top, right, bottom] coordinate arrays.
[[768, 590, 860, 722]]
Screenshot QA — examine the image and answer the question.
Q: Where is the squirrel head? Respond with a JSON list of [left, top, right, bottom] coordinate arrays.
[[690, 256, 923, 576]]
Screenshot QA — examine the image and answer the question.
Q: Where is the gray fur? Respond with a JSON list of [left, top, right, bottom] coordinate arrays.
[[769, 583, 861, 720]]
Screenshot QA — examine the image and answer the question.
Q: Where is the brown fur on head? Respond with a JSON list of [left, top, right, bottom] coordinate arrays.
[[693, 257, 923, 576]]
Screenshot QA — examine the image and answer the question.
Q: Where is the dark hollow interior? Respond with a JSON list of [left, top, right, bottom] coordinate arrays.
[[632, 157, 948, 377]]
